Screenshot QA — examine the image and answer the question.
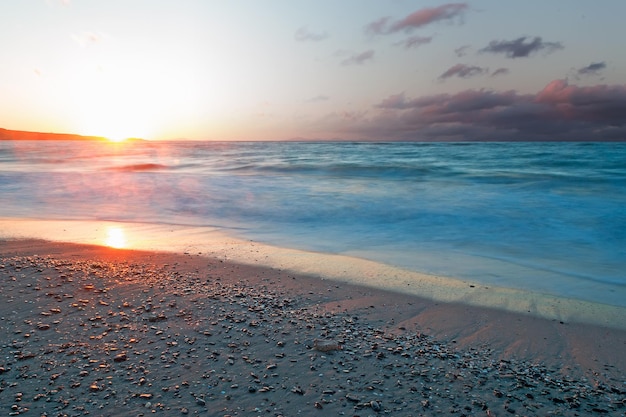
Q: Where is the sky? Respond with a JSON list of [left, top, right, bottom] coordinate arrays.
[[1, 0, 626, 141]]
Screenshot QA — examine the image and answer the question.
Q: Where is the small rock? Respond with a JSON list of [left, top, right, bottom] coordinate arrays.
[[370, 400, 382, 411], [346, 393, 360, 403], [313, 339, 342, 352], [113, 353, 128, 362]]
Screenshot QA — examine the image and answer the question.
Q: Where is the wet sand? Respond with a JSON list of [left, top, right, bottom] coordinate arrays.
[[1, 239, 625, 416]]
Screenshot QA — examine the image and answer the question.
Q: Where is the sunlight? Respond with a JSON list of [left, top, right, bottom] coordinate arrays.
[[68, 62, 164, 141], [76, 104, 152, 142], [105, 135, 128, 143], [104, 226, 127, 249]]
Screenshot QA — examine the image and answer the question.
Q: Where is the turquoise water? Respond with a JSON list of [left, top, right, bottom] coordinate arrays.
[[1, 140, 625, 306]]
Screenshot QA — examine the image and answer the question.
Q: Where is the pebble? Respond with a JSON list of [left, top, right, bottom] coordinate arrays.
[[346, 393, 360, 403], [113, 352, 128, 362], [370, 400, 382, 411], [0, 251, 623, 417]]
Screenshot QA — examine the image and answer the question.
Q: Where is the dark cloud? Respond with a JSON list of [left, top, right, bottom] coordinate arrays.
[[479, 36, 563, 58], [454, 45, 470, 57], [366, 3, 468, 35], [395, 35, 433, 49], [329, 80, 626, 141], [439, 64, 488, 80], [341, 50, 375, 66], [375, 93, 413, 110], [491, 67, 510, 77], [294, 27, 328, 42], [577, 61, 606, 76]]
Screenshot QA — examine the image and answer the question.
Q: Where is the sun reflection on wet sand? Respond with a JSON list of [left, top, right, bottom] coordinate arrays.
[[105, 226, 127, 249], [1, 218, 625, 330]]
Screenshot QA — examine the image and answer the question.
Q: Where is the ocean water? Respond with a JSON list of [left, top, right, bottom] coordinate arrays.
[[1, 140, 625, 307]]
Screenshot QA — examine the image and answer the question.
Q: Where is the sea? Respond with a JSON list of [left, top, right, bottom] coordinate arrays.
[[1, 140, 625, 309]]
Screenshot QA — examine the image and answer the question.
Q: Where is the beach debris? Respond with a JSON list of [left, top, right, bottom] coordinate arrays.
[[312, 338, 342, 352]]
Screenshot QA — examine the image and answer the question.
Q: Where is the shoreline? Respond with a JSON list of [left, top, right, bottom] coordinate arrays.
[[1, 218, 625, 330], [1, 238, 625, 416]]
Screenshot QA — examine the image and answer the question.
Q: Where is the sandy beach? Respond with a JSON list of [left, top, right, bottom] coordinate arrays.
[[1, 239, 625, 416]]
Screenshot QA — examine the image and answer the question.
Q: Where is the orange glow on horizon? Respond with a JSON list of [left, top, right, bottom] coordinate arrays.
[[105, 135, 129, 142]]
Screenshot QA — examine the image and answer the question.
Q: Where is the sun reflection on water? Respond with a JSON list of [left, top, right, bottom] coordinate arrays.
[[105, 226, 127, 249]]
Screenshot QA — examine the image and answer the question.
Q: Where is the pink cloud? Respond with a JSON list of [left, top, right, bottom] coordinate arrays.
[[391, 3, 468, 32], [366, 3, 468, 35]]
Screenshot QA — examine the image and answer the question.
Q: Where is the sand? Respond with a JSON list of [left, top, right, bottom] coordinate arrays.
[[1, 238, 625, 416]]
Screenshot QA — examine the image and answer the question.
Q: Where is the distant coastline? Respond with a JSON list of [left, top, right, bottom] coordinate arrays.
[[0, 128, 142, 141]]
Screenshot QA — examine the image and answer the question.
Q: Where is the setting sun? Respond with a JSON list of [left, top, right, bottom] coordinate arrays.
[[104, 226, 127, 249], [67, 56, 182, 142], [105, 134, 130, 143]]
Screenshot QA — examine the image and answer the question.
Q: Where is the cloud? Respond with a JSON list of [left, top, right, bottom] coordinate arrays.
[[326, 80, 626, 141], [72, 31, 106, 47], [366, 3, 468, 35], [46, 0, 70, 6], [341, 50, 375, 66], [491, 67, 510, 77], [577, 61, 606, 76], [294, 27, 328, 42], [305, 95, 330, 103], [454, 45, 470, 57], [395, 36, 433, 49], [375, 93, 412, 110], [439, 63, 488, 80], [479, 36, 563, 58]]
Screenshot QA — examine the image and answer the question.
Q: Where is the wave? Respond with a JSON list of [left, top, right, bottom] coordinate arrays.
[[106, 163, 169, 172]]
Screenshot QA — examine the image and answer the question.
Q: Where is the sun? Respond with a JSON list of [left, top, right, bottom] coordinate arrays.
[[107, 136, 127, 142], [103, 134, 128, 142], [78, 108, 151, 142], [104, 226, 127, 249], [69, 64, 160, 142]]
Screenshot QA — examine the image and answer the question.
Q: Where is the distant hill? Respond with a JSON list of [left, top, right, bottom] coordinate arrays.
[[0, 128, 108, 141]]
